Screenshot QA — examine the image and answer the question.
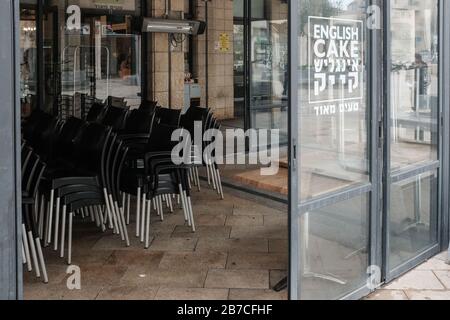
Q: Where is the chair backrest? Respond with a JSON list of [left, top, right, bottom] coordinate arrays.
[[23, 110, 54, 146], [106, 96, 127, 109], [86, 102, 107, 122], [72, 122, 112, 173], [155, 107, 181, 127], [54, 117, 85, 160], [123, 109, 156, 135], [101, 106, 130, 132], [139, 100, 158, 113], [146, 123, 180, 153], [32, 117, 61, 162], [180, 106, 210, 137]]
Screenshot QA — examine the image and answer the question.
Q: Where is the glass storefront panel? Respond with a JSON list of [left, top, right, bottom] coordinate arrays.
[[250, 0, 288, 144], [300, 194, 370, 300], [389, 171, 439, 270], [40, 0, 143, 116], [20, 6, 37, 117], [298, 0, 369, 201], [294, 0, 373, 300], [390, 0, 439, 171], [387, 0, 440, 273]]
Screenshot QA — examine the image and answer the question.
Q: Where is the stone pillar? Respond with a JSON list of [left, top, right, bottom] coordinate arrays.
[[148, 0, 186, 109], [193, 0, 234, 120]]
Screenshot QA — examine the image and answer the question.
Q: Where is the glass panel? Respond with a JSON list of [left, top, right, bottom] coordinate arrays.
[[20, 7, 37, 117], [43, 9, 58, 114], [232, 0, 245, 129], [61, 14, 142, 109], [299, 194, 370, 300], [297, 0, 369, 201], [390, 0, 439, 171], [250, 0, 288, 145], [389, 171, 439, 270]]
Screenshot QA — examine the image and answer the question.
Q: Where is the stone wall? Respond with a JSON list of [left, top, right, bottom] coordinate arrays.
[[147, 0, 186, 109], [193, 0, 235, 120]]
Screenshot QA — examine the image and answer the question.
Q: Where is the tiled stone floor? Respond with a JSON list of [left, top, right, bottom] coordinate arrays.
[[24, 183, 289, 300], [366, 251, 450, 300]]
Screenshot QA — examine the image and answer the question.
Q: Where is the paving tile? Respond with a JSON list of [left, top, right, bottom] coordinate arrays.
[[226, 215, 264, 227], [205, 270, 269, 290], [416, 258, 450, 271], [61, 286, 103, 300], [24, 284, 64, 300], [434, 251, 450, 262], [196, 238, 268, 253], [97, 286, 159, 300], [91, 233, 150, 251], [233, 205, 285, 217], [106, 251, 164, 271], [405, 290, 450, 300], [155, 288, 229, 300], [159, 252, 228, 270], [120, 268, 208, 288], [229, 289, 287, 301], [226, 253, 288, 270], [263, 215, 288, 227], [230, 226, 288, 240], [147, 238, 198, 252], [365, 290, 409, 301], [195, 214, 227, 226], [172, 226, 232, 239], [193, 203, 234, 216], [23, 264, 69, 286], [78, 265, 129, 287], [25, 283, 103, 301], [434, 271, 450, 289], [385, 270, 445, 290], [268, 239, 288, 253]]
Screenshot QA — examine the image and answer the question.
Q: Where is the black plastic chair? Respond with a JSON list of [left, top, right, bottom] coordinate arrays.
[[106, 96, 127, 109], [155, 107, 182, 127], [86, 102, 108, 123], [101, 106, 130, 132], [21, 151, 48, 283]]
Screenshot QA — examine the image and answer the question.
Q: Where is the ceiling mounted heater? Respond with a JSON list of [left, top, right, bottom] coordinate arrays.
[[141, 18, 206, 35]]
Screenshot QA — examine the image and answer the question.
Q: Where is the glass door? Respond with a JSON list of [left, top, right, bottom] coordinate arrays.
[[249, 0, 289, 145], [290, 0, 380, 300], [384, 0, 441, 281]]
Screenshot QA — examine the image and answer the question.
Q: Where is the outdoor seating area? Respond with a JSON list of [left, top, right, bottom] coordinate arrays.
[[20, 98, 232, 287]]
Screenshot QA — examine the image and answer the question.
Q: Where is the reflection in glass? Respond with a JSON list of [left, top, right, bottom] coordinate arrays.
[[250, 0, 288, 145], [390, 0, 439, 170], [20, 7, 37, 118], [61, 15, 141, 109], [389, 171, 439, 270], [298, 0, 369, 201], [300, 194, 369, 300], [388, 0, 440, 272]]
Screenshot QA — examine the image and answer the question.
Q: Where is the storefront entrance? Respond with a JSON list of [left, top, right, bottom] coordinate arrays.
[[289, 0, 445, 300], [1, 0, 450, 301]]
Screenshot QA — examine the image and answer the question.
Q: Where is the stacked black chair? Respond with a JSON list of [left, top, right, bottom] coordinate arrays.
[[21, 146, 48, 283], [100, 106, 130, 132], [22, 111, 131, 267], [106, 96, 127, 109], [85, 102, 108, 123], [155, 107, 182, 127], [181, 106, 224, 199], [118, 108, 157, 226]]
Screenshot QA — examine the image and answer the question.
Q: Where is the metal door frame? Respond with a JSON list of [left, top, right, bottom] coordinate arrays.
[[289, 0, 384, 300], [0, 0, 22, 300]]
